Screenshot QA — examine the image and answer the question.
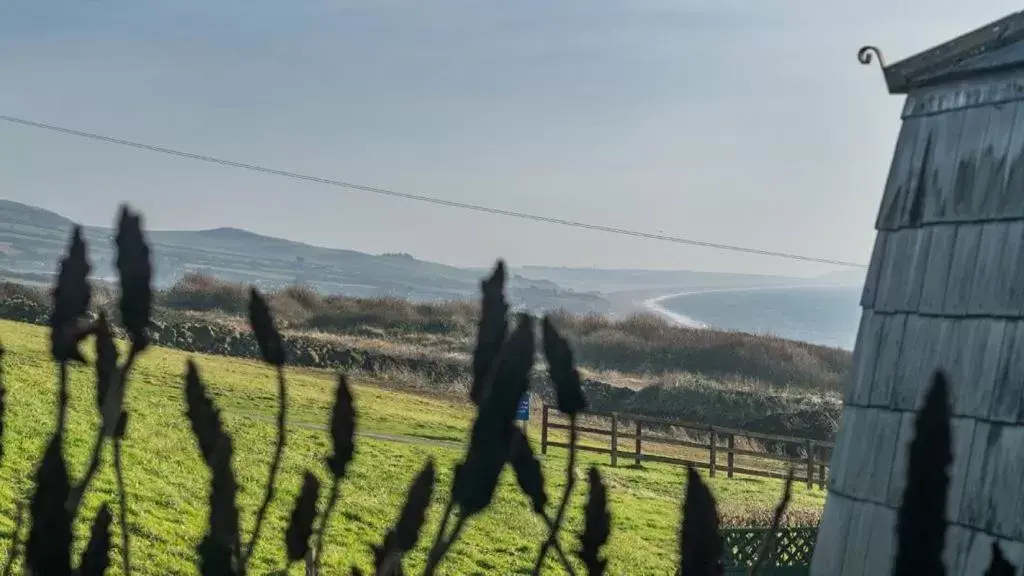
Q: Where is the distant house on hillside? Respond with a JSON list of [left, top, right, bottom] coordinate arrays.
[[813, 11, 1024, 574]]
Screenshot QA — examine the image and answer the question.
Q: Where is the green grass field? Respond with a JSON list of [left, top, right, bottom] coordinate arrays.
[[0, 319, 825, 575]]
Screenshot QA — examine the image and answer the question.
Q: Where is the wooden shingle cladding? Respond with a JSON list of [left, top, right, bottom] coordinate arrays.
[[813, 22, 1024, 573]]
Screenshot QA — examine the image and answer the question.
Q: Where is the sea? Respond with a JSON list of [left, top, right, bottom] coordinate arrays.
[[656, 285, 862, 350]]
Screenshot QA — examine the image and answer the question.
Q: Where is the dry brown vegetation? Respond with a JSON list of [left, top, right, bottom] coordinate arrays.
[[157, 273, 851, 393]]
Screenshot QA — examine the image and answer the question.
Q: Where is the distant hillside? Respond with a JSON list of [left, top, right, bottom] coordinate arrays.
[[0, 199, 610, 315], [1, 198, 859, 319]]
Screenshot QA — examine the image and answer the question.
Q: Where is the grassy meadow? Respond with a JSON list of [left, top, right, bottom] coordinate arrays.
[[0, 319, 825, 574]]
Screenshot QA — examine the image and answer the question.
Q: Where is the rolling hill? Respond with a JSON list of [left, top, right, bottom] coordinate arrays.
[[0, 198, 856, 317], [0, 199, 609, 314]]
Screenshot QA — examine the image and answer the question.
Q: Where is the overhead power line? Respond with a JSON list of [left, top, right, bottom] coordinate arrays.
[[0, 114, 868, 268]]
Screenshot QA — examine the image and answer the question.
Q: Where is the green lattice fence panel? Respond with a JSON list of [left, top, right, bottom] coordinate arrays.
[[721, 526, 817, 576]]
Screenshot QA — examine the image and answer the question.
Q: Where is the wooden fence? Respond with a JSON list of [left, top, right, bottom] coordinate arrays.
[[539, 405, 833, 489]]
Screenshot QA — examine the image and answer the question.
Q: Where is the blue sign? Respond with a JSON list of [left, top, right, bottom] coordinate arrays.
[[515, 394, 530, 421]]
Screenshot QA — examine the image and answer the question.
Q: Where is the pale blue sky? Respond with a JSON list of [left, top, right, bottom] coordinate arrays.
[[0, 1, 1018, 276]]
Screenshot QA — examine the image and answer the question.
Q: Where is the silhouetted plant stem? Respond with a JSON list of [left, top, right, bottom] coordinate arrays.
[[540, 513, 577, 576], [0, 342, 6, 467], [441, 515, 467, 558], [422, 514, 467, 576], [68, 347, 140, 515], [421, 497, 456, 575], [375, 461, 439, 576], [1, 501, 25, 576], [57, 362, 69, 434], [114, 437, 131, 575], [68, 436, 105, 515], [377, 552, 397, 575], [304, 549, 315, 576], [244, 366, 288, 566], [532, 416, 578, 575], [749, 468, 793, 576], [314, 479, 343, 574]]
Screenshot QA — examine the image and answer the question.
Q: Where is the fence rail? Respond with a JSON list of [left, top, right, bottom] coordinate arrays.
[[539, 405, 833, 489]]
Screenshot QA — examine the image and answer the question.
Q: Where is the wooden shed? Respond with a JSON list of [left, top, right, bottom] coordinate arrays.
[[812, 11, 1024, 574]]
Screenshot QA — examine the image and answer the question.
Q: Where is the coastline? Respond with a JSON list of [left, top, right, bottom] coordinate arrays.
[[642, 292, 708, 328], [643, 283, 859, 330]]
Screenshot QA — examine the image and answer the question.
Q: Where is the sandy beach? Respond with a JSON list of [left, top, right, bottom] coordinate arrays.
[[642, 292, 708, 328]]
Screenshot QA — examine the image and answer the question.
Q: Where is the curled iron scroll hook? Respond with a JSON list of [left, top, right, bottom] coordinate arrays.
[[857, 45, 886, 68]]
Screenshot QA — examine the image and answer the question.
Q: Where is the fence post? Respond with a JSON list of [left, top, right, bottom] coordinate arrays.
[[805, 439, 814, 489], [635, 420, 642, 466], [818, 445, 826, 490], [727, 434, 735, 479], [541, 405, 549, 455], [709, 429, 717, 477], [610, 413, 619, 467]]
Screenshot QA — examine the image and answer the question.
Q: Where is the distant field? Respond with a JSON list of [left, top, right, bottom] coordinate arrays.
[[0, 319, 825, 575]]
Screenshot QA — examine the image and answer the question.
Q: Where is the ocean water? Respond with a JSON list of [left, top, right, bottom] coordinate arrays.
[[659, 285, 862, 350]]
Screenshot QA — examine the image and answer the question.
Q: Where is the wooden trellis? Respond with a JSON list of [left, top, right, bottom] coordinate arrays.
[[722, 527, 817, 575]]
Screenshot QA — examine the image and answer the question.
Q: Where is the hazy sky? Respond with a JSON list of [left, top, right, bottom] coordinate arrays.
[[1, 1, 1019, 276]]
